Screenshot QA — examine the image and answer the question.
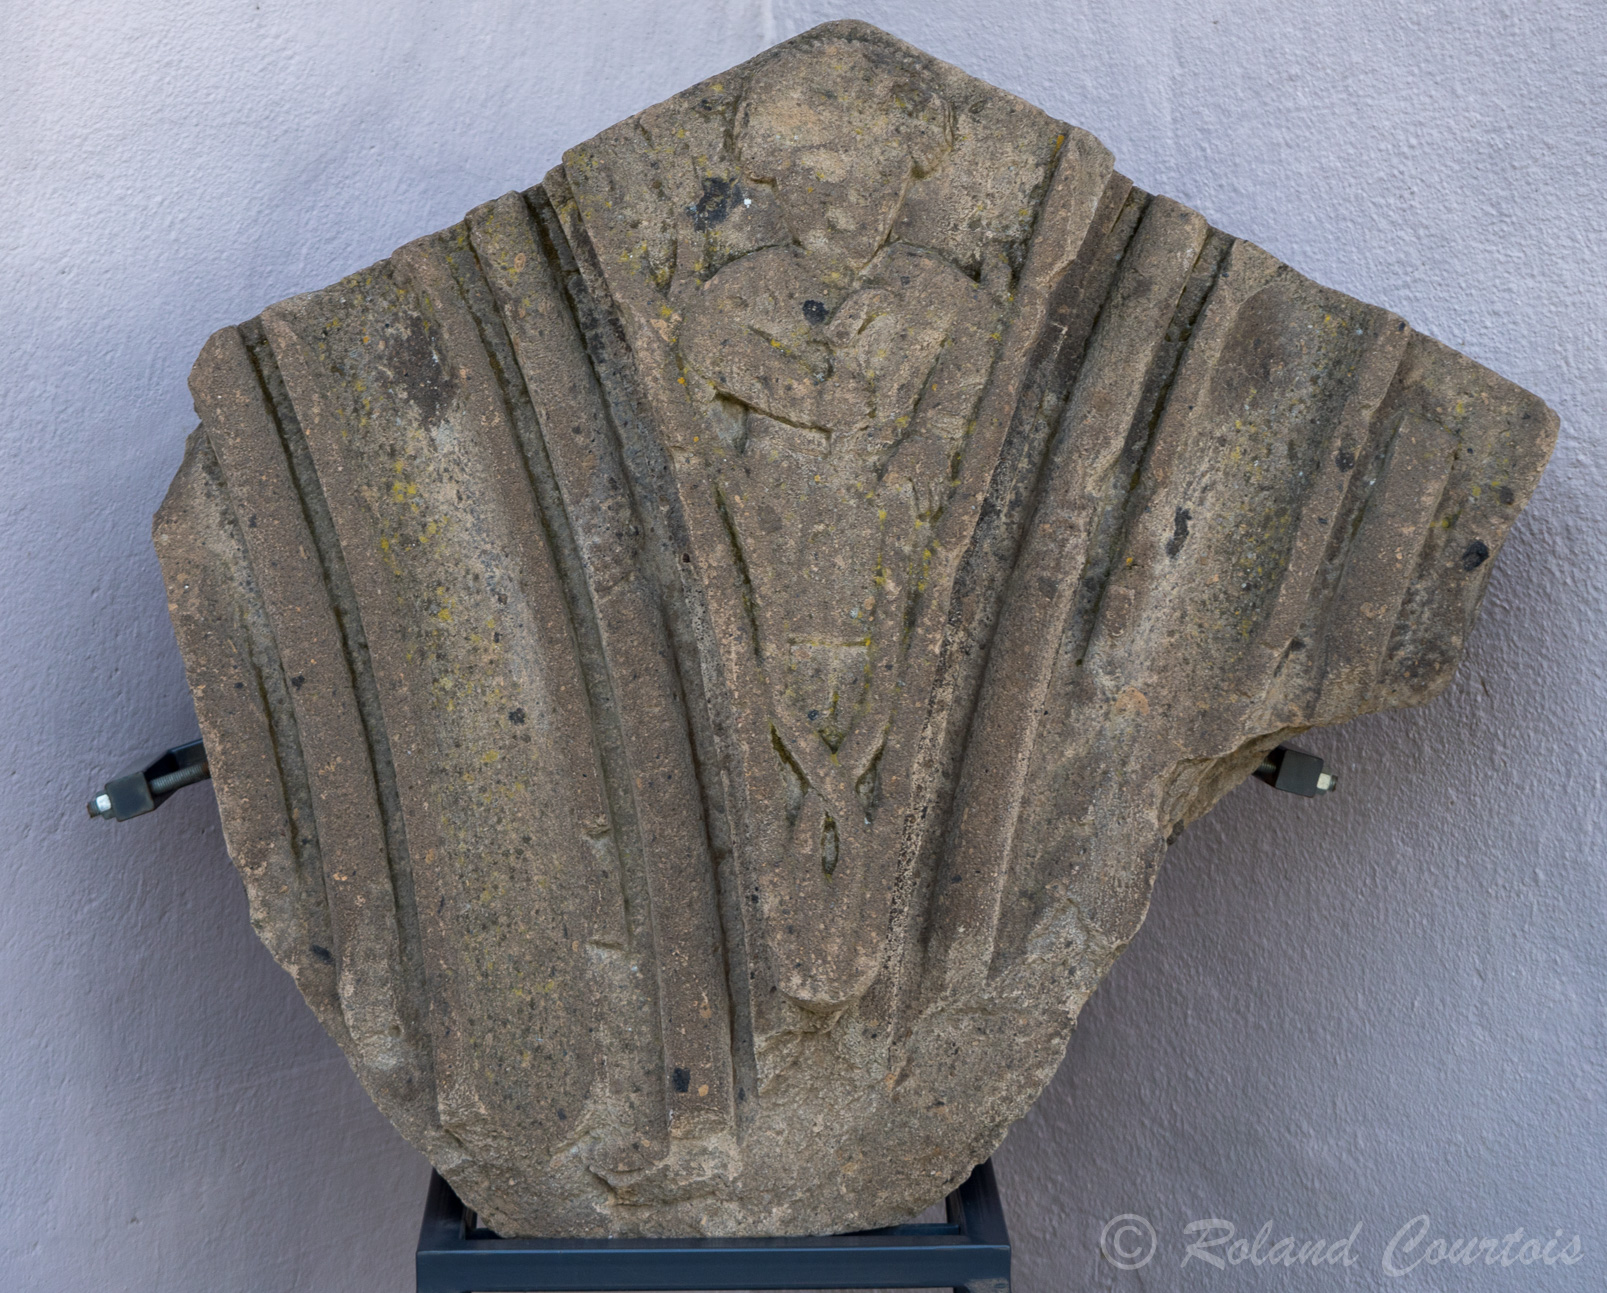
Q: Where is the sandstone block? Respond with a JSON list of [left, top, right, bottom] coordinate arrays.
[[154, 21, 1556, 1236]]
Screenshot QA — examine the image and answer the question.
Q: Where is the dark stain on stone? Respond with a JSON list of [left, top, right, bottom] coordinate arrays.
[[802, 299, 828, 325], [310, 944, 333, 964], [1461, 539, 1490, 571], [388, 319, 452, 422], [1165, 507, 1192, 557], [290, 674, 305, 689], [1336, 448, 1356, 472], [692, 176, 741, 231], [1499, 485, 1516, 505], [509, 707, 527, 724], [672, 1067, 691, 1093]]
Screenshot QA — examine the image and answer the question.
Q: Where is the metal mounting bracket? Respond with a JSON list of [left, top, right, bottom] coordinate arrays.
[[87, 739, 211, 821]]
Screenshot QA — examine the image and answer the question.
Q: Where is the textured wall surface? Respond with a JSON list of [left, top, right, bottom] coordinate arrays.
[[2, 1, 1600, 1288]]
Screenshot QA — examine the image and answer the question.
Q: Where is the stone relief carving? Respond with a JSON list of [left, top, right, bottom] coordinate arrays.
[[154, 21, 1556, 1236]]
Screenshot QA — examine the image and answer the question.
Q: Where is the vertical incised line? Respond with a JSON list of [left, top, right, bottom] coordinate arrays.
[[468, 192, 742, 1136], [1067, 228, 1232, 667], [234, 318, 436, 1088]]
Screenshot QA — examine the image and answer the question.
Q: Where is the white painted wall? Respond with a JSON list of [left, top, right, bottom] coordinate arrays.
[[3, 2, 1601, 1288]]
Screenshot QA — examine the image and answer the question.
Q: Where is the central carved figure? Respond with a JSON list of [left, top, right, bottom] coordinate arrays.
[[678, 54, 1003, 1008]]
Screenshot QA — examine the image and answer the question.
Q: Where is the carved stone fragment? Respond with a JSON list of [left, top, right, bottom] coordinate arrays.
[[153, 21, 1556, 1236]]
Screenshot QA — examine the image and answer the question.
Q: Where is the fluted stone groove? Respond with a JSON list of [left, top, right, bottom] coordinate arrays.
[[154, 20, 1556, 1237]]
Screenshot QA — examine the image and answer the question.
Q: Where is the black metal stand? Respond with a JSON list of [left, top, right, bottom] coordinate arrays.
[[416, 1161, 1010, 1293]]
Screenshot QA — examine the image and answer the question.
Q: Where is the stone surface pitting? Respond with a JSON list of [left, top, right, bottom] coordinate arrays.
[[153, 21, 1555, 1236]]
